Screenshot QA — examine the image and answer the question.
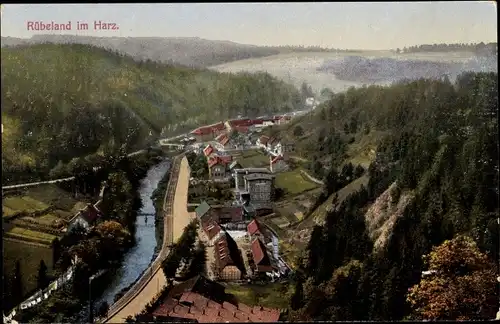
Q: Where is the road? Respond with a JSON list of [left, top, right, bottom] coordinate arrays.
[[103, 155, 193, 323]]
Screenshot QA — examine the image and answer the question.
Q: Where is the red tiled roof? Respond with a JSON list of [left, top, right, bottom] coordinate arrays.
[[258, 135, 270, 145], [228, 118, 252, 127], [247, 219, 261, 235], [214, 232, 245, 272], [203, 145, 214, 156], [233, 125, 249, 133], [219, 135, 230, 146], [191, 122, 226, 135], [251, 238, 272, 270], [208, 155, 233, 169], [208, 157, 220, 168], [152, 291, 280, 323], [271, 155, 283, 164], [202, 220, 222, 240]]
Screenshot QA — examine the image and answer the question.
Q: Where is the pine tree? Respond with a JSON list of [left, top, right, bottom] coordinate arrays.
[[37, 260, 48, 290]]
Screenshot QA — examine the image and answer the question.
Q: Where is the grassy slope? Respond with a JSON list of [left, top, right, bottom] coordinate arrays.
[[1, 43, 301, 179]]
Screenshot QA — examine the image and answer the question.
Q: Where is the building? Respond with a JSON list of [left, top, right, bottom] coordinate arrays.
[[266, 137, 279, 152], [201, 219, 223, 246], [233, 168, 274, 203], [276, 115, 292, 125], [241, 173, 275, 203], [203, 144, 215, 157], [214, 232, 246, 281], [207, 155, 233, 181], [256, 135, 270, 149], [274, 140, 295, 160], [269, 155, 288, 173], [228, 160, 242, 172], [251, 238, 275, 275], [247, 219, 265, 241], [215, 133, 231, 149], [195, 201, 245, 226], [190, 122, 227, 142], [67, 203, 102, 232], [150, 275, 281, 322]]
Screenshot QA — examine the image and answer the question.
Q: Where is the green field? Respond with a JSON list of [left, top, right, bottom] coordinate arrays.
[[2, 196, 50, 215], [3, 238, 54, 298], [238, 149, 271, 168], [6, 227, 57, 244], [275, 168, 319, 195], [224, 282, 292, 309]]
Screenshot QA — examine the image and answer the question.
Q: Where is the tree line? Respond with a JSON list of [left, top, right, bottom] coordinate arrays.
[[1, 43, 302, 185], [285, 71, 498, 321]]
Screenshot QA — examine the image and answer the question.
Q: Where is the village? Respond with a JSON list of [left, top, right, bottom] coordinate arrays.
[[145, 115, 308, 322]]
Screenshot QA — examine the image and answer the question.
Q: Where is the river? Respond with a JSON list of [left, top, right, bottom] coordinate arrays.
[[75, 159, 171, 322]]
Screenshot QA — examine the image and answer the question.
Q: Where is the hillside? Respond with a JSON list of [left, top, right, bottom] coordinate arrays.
[[1, 43, 302, 184], [211, 50, 497, 93], [1, 35, 284, 68], [275, 72, 498, 321]]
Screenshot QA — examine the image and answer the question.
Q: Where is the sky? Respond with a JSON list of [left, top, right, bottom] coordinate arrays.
[[1, 2, 497, 50]]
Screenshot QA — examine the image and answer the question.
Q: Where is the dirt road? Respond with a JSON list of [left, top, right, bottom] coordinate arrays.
[[105, 156, 192, 323]]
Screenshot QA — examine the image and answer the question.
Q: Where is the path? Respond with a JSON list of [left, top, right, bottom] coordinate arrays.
[[104, 156, 192, 323]]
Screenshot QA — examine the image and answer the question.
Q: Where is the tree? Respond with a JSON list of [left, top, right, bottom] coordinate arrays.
[[12, 260, 23, 303], [293, 125, 304, 137], [407, 235, 498, 320], [97, 301, 109, 318], [37, 260, 49, 290]]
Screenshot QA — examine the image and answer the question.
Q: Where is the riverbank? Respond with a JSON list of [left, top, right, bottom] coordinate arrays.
[[104, 155, 192, 323], [11, 153, 168, 323]]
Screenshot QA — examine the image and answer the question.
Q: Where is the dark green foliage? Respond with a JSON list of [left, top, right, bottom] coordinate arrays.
[[1, 43, 302, 185], [161, 220, 198, 278], [36, 260, 49, 290], [292, 72, 499, 321]]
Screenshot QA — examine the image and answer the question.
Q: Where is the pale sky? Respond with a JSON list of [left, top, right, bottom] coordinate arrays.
[[1, 2, 497, 50]]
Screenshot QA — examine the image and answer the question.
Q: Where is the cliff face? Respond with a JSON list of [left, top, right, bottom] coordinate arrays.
[[364, 182, 414, 251]]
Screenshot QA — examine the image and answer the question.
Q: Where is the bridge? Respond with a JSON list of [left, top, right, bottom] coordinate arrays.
[[103, 154, 193, 323]]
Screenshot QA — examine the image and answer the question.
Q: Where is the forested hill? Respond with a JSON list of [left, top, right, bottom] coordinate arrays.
[[275, 73, 498, 321], [1, 43, 302, 184]]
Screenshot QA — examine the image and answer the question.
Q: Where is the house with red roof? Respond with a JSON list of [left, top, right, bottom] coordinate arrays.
[[150, 275, 281, 322], [256, 135, 270, 149], [269, 155, 288, 173], [203, 144, 215, 157], [190, 122, 227, 142], [207, 155, 233, 181], [67, 203, 103, 232], [215, 133, 231, 148], [250, 238, 276, 275], [214, 232, 246, 281]]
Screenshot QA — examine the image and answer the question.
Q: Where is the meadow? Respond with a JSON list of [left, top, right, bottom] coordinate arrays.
[[210, 51, 479, 93]]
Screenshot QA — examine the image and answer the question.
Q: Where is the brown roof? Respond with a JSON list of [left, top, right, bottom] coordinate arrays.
[[267, 137, 278, 146], [271, 155, 284, 164], [202, 220, 222, 240], [251, 238, 273, 272], [208, 155, 233, 169], [166, 275, 226, 304], [228, 119, 252, 127], [152, 291, 281, 322], [214, 232, 246, 273], [79, 204, 101, 224], [258, 135, 270, 145], [213, 206, 243, 222]]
